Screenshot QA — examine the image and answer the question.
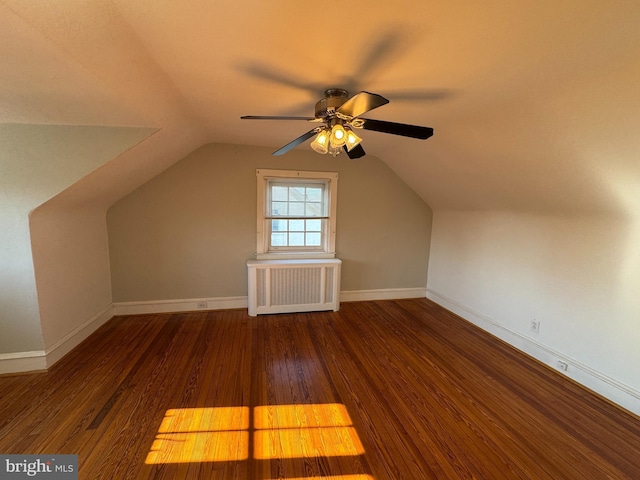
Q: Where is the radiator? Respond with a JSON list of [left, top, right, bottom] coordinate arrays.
[[247, 259, 341, 316]]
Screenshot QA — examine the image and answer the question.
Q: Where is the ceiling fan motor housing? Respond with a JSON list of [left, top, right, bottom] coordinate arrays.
[[315, 89, 349, 118]]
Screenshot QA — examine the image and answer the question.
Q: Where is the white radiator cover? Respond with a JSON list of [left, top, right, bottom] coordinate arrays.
[[247, 259, 341, 316]]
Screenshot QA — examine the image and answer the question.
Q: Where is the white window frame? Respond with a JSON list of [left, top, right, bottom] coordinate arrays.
[[256, 169, 338, 260]]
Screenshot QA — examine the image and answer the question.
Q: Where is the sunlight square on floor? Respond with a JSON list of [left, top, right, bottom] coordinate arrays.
[[145, 403, 366, 465], [145, 407, 249, 464], [266, 476, 374, 480], [254, 403, 364, 459]]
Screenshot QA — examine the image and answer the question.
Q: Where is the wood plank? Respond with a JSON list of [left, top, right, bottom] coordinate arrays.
[[0, 299, 638, 479]]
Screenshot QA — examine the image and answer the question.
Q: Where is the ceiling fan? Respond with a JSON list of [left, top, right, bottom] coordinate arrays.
[[241, 89, 434, 159]]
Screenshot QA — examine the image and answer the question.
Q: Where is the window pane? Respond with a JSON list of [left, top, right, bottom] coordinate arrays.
[[306, 219, 322, 231], [306, 187, 322, 202], [289, 233, 305, 246], [305, 202, 322, 217], [289, 187, 306, 201], [271, 233, 287, 246], [271, 219, 287, 232], [272, 186, 289, 201], [289, 219, 305, 231], [289, 202, 305, 216], [271, 202, 288, 216], [306, 232, 321, 246]]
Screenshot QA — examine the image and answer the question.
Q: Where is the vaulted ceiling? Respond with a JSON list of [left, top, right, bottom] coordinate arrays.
[[3, 0, 639, 215]]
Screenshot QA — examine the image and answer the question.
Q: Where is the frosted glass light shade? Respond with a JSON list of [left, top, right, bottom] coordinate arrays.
[[345, 129, 362, 151], [310, 129, 329, 154], [329, 124, 347, 147]]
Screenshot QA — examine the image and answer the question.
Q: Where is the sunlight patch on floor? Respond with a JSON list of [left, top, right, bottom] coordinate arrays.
[[145, 403, 365, 466], [254, 426, 363, 459], [254, 403, 352, 429], [267, 476, 374, 480], [254, 403, 364, 459], [146, 407, 249, 464]]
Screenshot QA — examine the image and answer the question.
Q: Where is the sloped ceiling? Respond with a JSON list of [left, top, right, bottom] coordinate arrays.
[[2, 0, 639, 215]]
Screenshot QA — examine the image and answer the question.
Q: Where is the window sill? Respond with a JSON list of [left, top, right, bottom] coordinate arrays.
[[255, 252, 337, 261]]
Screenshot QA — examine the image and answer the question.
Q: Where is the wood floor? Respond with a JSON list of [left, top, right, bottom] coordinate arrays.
[[1, 299, 639, 479]]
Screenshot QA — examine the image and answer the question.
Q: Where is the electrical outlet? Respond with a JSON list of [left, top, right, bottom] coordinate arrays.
[[197, 301, 207, 309], [557, 360, 569, 372], [530, 319, 540, 333]]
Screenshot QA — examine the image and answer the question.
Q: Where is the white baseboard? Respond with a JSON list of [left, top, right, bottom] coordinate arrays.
[[113, 289, 427, 316], [340, 287, 427, 303], [45, 304, 114, 368], [0, 304, 115, 375], [113, 296, 248, 316], [0, 351, 47, 375], [427, 288, 640, 417]]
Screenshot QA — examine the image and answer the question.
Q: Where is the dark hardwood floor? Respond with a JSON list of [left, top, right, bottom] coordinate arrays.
[[1, 298, 639, 479]]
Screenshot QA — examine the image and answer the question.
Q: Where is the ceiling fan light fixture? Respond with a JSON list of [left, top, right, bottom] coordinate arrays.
[[329, 144, 342, 157], [242, 90, 433, 158], [310, 129, 330, 154], [329, 124, 347, 147], [345, 129, 362, 151]]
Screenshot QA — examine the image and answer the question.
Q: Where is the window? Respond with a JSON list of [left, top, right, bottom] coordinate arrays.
[[256, 169, 338, 259]]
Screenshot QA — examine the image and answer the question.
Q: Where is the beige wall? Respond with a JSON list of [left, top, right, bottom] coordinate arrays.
[[0, 123, 151, 355], [428, 210, 640, 414], [108, 143, 432, 302], [30, 205, 113, 353]]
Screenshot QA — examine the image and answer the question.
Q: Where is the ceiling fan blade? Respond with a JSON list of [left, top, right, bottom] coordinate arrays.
[[347, 29, 408, 86], [381, 88, 454, 102], [236, 62, 324, 96], [360, 118, 434, 139], [241, 115, 316, 121], [337, 91, 389, 119], [343, 144, 366, 159], [272, 129, 318, 156]]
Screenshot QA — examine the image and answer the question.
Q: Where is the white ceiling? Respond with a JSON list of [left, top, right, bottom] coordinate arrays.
[[2, 0, 639, 215]]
